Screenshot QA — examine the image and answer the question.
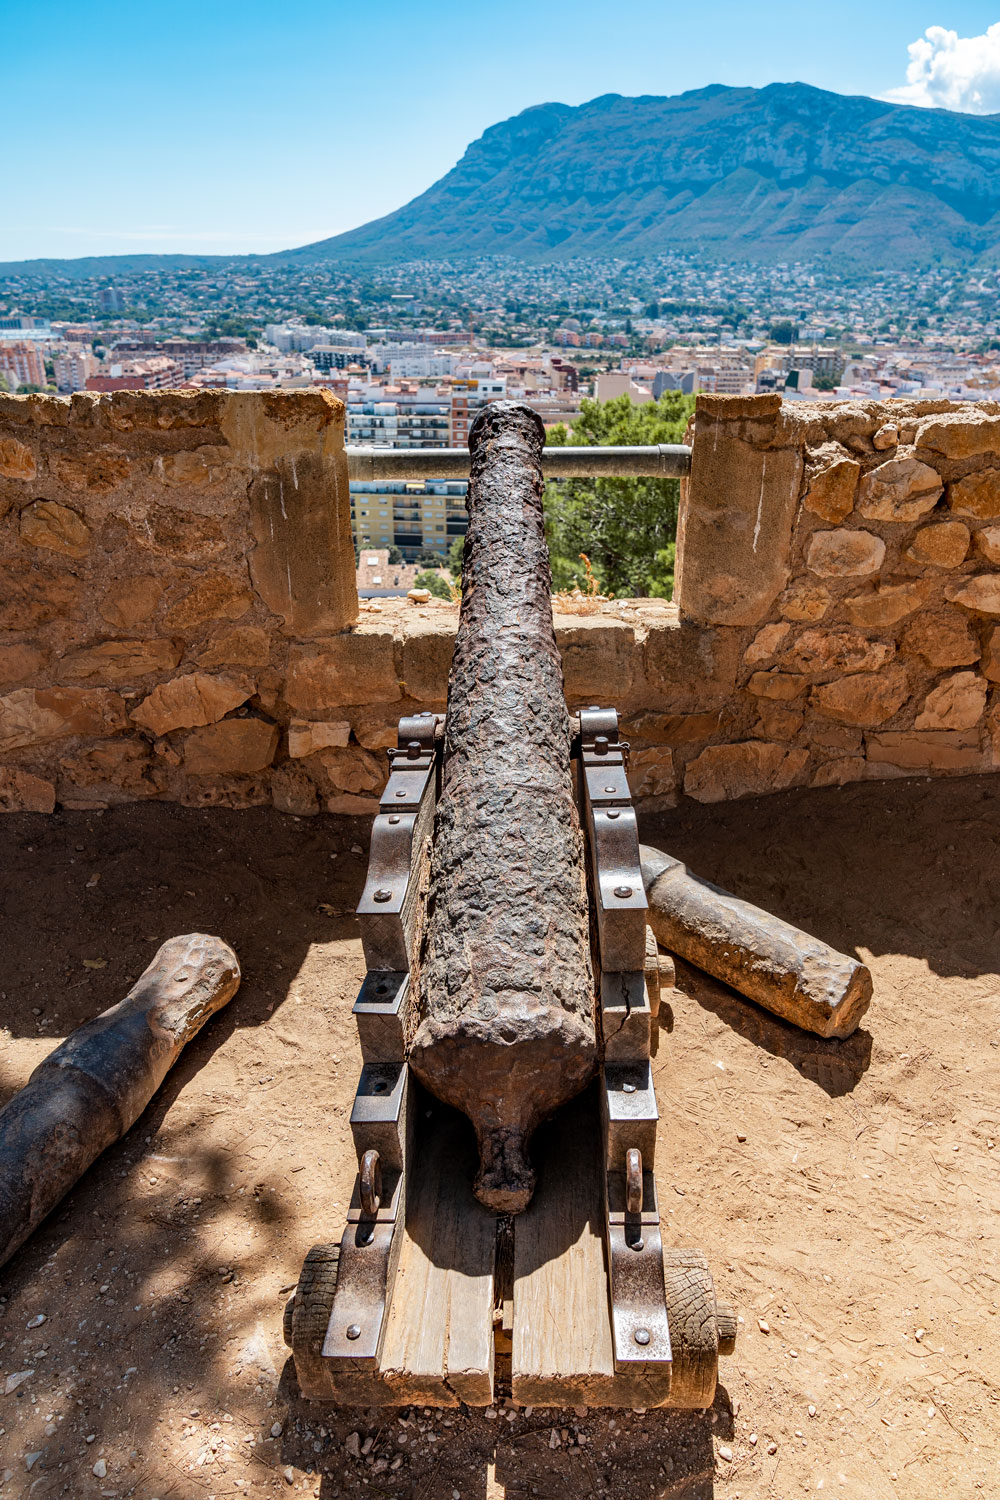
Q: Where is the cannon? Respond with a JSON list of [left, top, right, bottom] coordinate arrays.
[[285, 402, 736, 1409]]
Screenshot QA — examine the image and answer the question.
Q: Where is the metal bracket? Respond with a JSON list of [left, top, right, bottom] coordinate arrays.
[[321, 1064, 410, 1369], [357, 713, 444, 972]]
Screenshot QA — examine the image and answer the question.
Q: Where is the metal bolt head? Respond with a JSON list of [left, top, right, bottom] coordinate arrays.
[[395, 788, 407, 798], [614, 885, 633, 899], [622, 1081, 636, 1094], [387, 814, 400, 824], [630, 1237, 645, 1253], [373, 888, 392, 903], [346, 1324, 361, 1341], [594, 735, 609, 755], [604, 785, 617, 794], [607, 809, 620, 820], [634, 1327, 650, 1346]]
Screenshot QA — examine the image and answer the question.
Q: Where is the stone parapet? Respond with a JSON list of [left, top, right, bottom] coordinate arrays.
[[2, 389, 1000, 813]]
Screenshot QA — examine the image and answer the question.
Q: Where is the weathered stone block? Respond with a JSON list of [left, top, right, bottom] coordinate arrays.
[[842, 581, 929, 627], [676, 396, 802, 625], [899, 613, 980, 668], [684, 741, 809, 802], [980, 626, 1000, 683], [945, 575, 1000, 615], [183, 718, 279, 776], [59, 639, 181, 683], [754, 702, 804, 740], [778, 582, 831, 621], [642, 616, 741, 710], [916, 415, 1000, 459], [99, 576, 165, 630], [20, 501, 91, 559], [622, 709, 723, 744], [0, 687, 127, 753], [628, 745, 677, 801], [152, 447, 234, 507], [197, 626, 271, 668], [49, 451, 130, 492], [317, 745, 384, 794], [285, 630, 400, 709], [743, 622, 791, 664], [0, 642, 48, 686], [557, 616, 636, 702], [812, 757, 866, 787], [778, 628, 894, 677], [0, 767, 56, 813], [747, 670, 806, 700], [131, 673, 253, 734], [0, 562, 83, 630], [0, 437, 36, 480], [217, 391, 356, 635], [905, 521, 970, 568], [810, 664, 909, 727], [856, 455, 942, 521], [131, 509, 226, 560], [270, 763, 320, 816], [974, 525, 1000, 565], [807, 528, 885, 578], [400, 615, 457, 703], [865, 731, 983, 772], [163, 572, 253, 630], [802, 457, 859, 523], [913, 671, 987, 732], [287, 719, 351, 757], [946, 469, 1000, 520], [872, 425, 899, 451]]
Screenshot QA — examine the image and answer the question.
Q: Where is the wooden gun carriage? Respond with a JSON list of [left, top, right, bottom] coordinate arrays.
[[284, 402, 736, 1410]]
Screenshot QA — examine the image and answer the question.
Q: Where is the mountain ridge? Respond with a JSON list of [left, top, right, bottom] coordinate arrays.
[[6, 82, 1000, 276]]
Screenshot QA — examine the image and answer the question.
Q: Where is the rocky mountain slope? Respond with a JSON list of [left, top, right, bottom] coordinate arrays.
[[294, 82, 1000, 267]]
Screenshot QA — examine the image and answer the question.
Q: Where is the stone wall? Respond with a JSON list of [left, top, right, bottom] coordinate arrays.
[[2, 388, 1000, 815], [672, 394, 1000, 799]]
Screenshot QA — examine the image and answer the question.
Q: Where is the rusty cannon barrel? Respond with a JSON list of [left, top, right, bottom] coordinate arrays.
[[409, 401, 596, 1213]]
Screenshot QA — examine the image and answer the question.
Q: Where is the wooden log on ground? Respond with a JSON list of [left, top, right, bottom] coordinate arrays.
[[639, 845, 871, 1039], [410, 402, 596, 1213], [0, 934, 240, 1269]]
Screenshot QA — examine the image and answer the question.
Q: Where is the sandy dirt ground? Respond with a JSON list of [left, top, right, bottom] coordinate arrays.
[[0, 775, 998, 1499]]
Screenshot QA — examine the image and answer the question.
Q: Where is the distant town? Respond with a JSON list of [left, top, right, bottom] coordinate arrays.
[[4, 252, 1000, 571]]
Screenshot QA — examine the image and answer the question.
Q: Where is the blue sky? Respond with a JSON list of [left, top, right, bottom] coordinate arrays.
[[4, 1, 1000, 262]]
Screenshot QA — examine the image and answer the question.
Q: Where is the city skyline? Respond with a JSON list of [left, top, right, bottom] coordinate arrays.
[[6, 2, 1000, 261]]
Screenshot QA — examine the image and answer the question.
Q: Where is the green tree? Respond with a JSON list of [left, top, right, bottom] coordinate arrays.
[[414, 569, 452, 600], [543, 390, 694, 597], [387, 545, 404, 565], [769, 320, 798, 345], [447, 534, 466, 580]]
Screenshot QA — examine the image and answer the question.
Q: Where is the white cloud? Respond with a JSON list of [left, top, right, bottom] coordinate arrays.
[[885, 23, 1000, 113]]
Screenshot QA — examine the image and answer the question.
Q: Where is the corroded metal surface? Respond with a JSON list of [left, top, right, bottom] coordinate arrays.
[[409, 401, 596, 1213], [0, 934, 240, 1269], [639, 844, 872, 1039]]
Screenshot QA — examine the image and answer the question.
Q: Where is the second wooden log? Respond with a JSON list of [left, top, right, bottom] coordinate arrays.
[[639, 845, 871, 1039], [0, 934, 240, 1270]]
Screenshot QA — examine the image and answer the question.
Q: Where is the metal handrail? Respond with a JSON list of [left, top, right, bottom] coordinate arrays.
[[346, 443, 692, 482]]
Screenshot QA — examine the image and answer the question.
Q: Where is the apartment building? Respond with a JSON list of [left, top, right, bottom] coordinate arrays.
[[86, 356, 183, 391], [54, 345, 100, 392], [347, 387, 451, 448], [350, 478, 468, 561], [449, 377, 506, 446], [0, 341, 47, 387]]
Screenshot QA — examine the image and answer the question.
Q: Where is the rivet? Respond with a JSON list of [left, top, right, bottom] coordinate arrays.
[[373, 889, 392, 903], [614, 885, 633, 899], [630, 1237, 644, 1252], [634, 1327, 650, 1346], [387, 814, 400, 824], [604, 785, 616, 794], [607, 810, 620, 820], [623, 1081, 636, 1094], [395, 789, 407, 797], [346, 1324, 361, 1340], [594, 736, 609, 755]]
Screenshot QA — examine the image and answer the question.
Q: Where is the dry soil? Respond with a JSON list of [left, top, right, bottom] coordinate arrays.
[[0, 775, 998, 1498]]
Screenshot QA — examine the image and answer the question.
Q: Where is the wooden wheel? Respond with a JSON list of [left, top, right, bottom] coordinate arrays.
[[662, 1249, 732, 1409], [285, 1242, 341, 1398]]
